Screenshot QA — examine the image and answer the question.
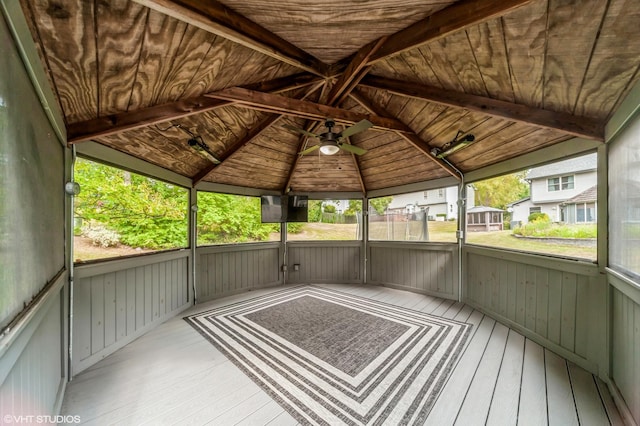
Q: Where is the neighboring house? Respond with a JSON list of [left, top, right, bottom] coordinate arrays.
[[510, 153, 597, 225], [386, 186, 475, 220], [467, 206, 505, 232], [561, 185, 597, 223]]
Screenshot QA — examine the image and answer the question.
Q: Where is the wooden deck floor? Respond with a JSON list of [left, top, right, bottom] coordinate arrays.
[[60, 284, 623, 425]]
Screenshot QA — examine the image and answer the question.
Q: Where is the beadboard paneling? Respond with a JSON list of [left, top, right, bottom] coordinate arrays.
[[287, 242, 361, 284], [464, 246, 605, 375], [197, 243, 282, 301], [0, 276, 66, 420], [610, 272, 640, 425], [73, 252, 190, 374], [368, 242, 458, 299]]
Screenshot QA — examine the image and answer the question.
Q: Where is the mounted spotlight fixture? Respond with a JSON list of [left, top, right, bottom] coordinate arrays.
[[431, 130, 475, 158], [186, 135, 220, 164], [156, 123, 221, 164]]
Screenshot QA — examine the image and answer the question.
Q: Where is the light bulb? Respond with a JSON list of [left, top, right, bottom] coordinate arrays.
[[319, 144, 340, 155]]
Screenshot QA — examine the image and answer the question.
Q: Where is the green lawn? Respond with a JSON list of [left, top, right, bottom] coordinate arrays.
[[291, 221, 597, 261], [466, 230, 596, 260]]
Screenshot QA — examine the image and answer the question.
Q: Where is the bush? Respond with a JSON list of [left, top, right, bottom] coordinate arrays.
[[528, 212, 550, 222], [287, 223, 304, 233], [83, 222, 121, 247], [323, 204, 336, 214], [513, 222, 596, 238]]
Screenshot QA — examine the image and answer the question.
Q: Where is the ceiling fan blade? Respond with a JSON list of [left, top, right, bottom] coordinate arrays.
[[340, 119, 373, 138], [299, 145, 320, 155], [282, 124, 319, 138], [339, 143, 367, 155]]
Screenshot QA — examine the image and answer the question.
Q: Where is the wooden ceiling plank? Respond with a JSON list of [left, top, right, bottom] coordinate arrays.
[[350, 89, 461, 179], [501, 0, 547, 108], [207, 87, 412, 133], [67, 73, 320, 143], [360, 75, 605, 141], [96, 1, 148, 115], [133, 0, 328, 76], [195, 81, 325, 186], [369, 0, 534, 64], [25, 0, 99, 123], [192, 113, 283, 186]]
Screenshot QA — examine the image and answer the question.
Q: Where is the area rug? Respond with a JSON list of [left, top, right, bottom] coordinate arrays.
[[185, 285, 472, 425]]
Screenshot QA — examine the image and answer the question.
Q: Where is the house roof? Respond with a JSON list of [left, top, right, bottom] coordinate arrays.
[[526, 153, 597, 180], [467, 206, 504, 213], [19, 1, 639, 194], [562, 185, 598, 204], [507, 196, 531, 207]]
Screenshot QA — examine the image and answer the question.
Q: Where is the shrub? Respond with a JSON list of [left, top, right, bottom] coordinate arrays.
[[83, 222, 121, 247], [287, 223, 304, 233], [323, 204, 336, 213], [513, 222, 596, 238], [528, 212, 550, 222]]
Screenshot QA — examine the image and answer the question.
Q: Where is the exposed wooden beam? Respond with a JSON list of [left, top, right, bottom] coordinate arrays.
[[325, 37, 387, 106], [67, 73, 320, 144], [349, 89, 461, 180], [207, 87, 413, 133], [369, 0, 534, 64], [360, 75, 605, 141], [134, 0, 329, 76], [191, 113, 283, 186], [194, 81, 326, 187]]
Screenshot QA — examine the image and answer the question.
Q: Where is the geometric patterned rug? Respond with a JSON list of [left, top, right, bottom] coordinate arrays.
[[185, 285, 472, 425]]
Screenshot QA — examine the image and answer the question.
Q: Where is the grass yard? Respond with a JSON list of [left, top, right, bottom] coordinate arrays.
[[74, 221, 597, 263], [466, 230, 596, 260]]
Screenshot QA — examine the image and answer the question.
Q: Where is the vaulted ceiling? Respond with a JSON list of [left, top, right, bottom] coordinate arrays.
[[20, 0, 640, 193]]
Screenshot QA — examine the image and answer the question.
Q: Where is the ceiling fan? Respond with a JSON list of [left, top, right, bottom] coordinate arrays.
[[283, 118, 372, 156]]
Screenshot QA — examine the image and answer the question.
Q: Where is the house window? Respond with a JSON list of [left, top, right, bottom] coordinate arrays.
[[529, 207, 541, 214], [491, 213, 501, 224], [548, 175, 574, 191], [577, 203, 596, 223]]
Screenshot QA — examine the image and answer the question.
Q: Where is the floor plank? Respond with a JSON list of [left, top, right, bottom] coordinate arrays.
[[518, 339, 548, 426], [59, 284, 621, 426], [454, 322, 509, 425], [485, 329, 525, 426], [568, 362, 611, 426], [545, 349, 579, 426]]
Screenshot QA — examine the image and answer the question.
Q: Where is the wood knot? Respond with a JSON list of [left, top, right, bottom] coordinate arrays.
[[46, 2, 71, 19]]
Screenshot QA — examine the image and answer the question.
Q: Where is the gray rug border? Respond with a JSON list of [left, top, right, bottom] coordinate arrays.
[[184, 285, 473, 425]]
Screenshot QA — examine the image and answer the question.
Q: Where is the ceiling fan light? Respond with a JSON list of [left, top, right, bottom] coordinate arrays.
[[319, 144, 340, 155]]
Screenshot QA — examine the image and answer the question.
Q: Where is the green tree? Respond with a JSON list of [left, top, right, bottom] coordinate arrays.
[[473, 172, 529, 209], [307, 200, 323, 222], [74, 159, 188, 249], [197, 192, 278, 244], [345, 200, 362, 216], [369, 196, 393, 215], [323, 204, 336, 214]]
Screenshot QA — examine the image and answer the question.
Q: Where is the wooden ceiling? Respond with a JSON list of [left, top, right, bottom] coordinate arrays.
[[20, 0, 640, 194]]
